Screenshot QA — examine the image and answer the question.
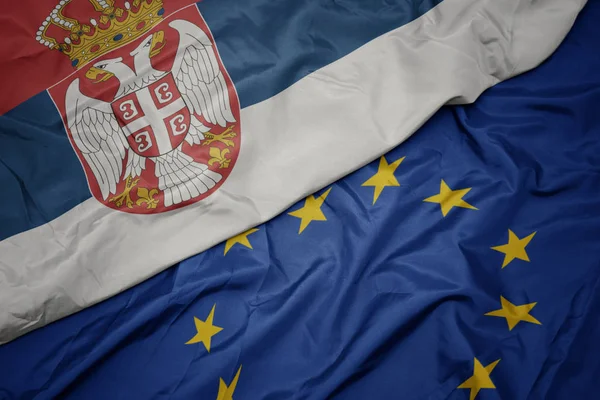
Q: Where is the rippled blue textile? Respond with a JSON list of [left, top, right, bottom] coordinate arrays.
[[0, 1, 599, 399]]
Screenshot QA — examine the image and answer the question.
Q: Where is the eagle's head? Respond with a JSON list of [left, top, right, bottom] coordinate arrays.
[[84, 31, 166, 99], [130, 31, 166, 60], [85, 57, 129, 84]]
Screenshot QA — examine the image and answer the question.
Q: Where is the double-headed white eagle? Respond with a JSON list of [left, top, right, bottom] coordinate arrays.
[[65, 20, 235, 207]]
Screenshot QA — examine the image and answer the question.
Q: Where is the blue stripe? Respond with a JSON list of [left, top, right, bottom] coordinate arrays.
[[0, 0, 444, 240], [0, 92, 90, 240], [198, 0, 444, 108]]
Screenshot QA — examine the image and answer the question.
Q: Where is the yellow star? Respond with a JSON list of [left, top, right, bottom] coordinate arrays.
[[424, 179, 478, 217], [288, 187, 332, 234], [185, 304, 223, 352], [224, 228, 259, 255], [362, 156, 405, 204], [491, 230, 536, 268], [485, 296, 541, 331], [458, 358, 501, 400], [217, 365, 242, 400]]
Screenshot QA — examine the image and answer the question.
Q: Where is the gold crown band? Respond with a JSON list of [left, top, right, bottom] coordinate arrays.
[[37, 0, 164, 69]]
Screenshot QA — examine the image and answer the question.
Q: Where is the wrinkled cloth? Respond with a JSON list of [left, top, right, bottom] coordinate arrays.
[[0, 1, 598, 398], [0, 0, 586, 345]]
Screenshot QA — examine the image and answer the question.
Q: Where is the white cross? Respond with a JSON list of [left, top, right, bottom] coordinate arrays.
[[123, 86, 186, 154]]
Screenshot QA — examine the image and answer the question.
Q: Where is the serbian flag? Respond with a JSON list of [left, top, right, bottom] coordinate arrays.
[[0, 0, 588, 345]]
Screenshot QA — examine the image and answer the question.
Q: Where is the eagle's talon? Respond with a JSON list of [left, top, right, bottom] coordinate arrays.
[[109, 176, 139, 209], [202, 125, 237, 147]]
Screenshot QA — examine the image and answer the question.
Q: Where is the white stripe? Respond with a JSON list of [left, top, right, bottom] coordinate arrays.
[[0, 0, 587, 343]]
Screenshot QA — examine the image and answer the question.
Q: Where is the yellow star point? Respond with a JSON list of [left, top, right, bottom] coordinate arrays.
[[485, 296, 541, 331], [491, 230, 536, 268], [362, 156, 405, 204], [224, 228, 259, 255], [217, 365, 242, 400], [458, 358, 500, 400], [424, 179, 478, 217], [288, 187, 332, 234], [185, 304, 223, 352]]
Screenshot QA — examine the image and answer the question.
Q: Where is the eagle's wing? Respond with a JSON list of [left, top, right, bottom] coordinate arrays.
[[65, 78, 145, 200], [169, 19, 236, 130], [154, 148, 222, 207]]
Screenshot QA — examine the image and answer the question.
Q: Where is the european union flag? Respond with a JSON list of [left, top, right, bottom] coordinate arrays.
[[1, 1, 599, 399]]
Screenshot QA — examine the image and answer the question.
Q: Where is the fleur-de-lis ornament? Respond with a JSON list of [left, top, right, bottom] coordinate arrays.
[[208, 147, 232, 169], [136, 187, 160, 209]]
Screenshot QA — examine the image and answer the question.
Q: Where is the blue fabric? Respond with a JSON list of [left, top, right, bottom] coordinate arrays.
[[0, 92, 89, 240], [1, 1, 599, 399], [0, 0, 443, 241], [197, 0, 443, 108]]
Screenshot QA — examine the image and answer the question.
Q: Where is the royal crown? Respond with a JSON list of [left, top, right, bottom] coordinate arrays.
[[36, 0, 165, 69]]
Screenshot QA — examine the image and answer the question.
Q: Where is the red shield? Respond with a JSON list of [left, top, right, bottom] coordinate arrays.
[[111, 73, 190, 157], [48, 6, 241, 214]]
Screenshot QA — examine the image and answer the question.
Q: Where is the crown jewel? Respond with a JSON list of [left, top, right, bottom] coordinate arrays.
[[37, 0, 165, 69]]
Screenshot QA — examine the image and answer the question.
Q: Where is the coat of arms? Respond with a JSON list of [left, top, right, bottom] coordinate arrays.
[[42, 0, 240, 213]]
